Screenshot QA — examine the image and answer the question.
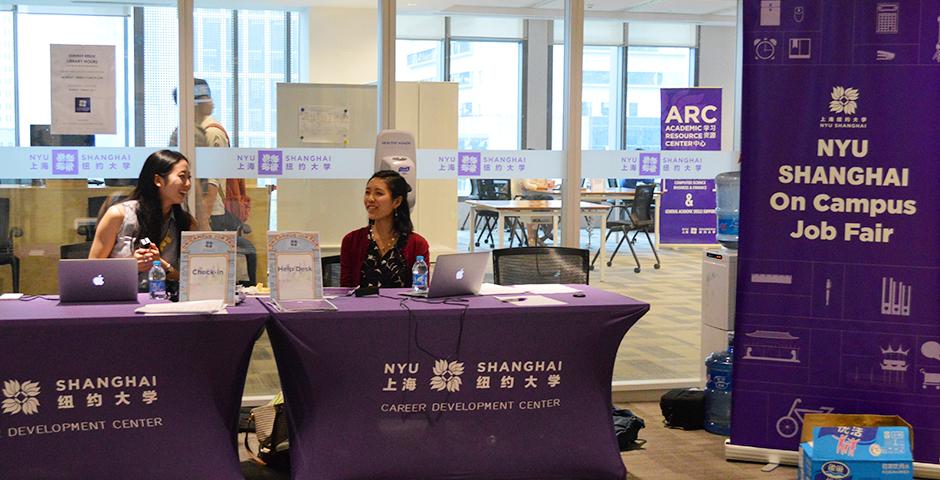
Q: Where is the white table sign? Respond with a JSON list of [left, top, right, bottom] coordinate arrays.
[[179, 231, 237, 305]]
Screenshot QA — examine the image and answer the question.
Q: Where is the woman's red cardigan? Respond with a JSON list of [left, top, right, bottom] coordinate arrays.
[[340, 226, 430, 288]]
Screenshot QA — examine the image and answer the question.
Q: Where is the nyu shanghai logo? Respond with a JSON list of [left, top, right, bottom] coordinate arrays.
[[458, 152, 481, 177], [429, 360, 464, 392], [257, 150, 283, 176], [828, 86, 859, 115], [52, 150, 79, 175], [2, 380, 41, 415], [638, 153, 661, 176], [821, 86, 867, 129]]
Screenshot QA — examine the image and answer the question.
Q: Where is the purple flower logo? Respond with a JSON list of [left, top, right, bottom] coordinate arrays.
[[458, 152, 481, 177], [52, 150, 79, 175], [257, 150, 283, 176], [638, 153, 661, 176]]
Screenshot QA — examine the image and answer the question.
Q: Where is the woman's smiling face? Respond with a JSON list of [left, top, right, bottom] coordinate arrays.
[[364, 177, 401, 222], [156, 159, 192, 206]]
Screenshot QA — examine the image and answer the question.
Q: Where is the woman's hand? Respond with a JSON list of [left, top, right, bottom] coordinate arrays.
[[133, 244, 162, 272]]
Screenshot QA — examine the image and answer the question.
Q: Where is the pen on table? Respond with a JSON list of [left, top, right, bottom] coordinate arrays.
[[501, 297, 527, 302]]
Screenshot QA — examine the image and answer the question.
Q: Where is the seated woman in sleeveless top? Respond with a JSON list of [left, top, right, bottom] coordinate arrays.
[[89, 150, 195, 283], [340, 170, 429, 288]]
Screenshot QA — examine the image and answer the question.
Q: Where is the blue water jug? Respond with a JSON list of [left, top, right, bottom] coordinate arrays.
[[705, 332, 734, 435], [715, 171, 740, 249]]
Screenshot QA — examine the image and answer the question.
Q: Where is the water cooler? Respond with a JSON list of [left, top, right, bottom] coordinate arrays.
[[701, 249, 738, 381]]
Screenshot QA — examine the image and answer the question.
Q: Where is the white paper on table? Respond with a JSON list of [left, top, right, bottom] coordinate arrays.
[[187, 254, 229, 301], [477, 283, 527, 295], [135, 299, 226, 315], [513, 284, 582, 294], [494, 295, 567, 307]]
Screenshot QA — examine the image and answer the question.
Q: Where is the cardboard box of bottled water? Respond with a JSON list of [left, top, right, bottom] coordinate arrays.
[[799, 419, 912, 480]]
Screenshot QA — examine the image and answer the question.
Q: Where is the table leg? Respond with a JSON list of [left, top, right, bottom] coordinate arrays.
[[498, 212, 505, 249], [552, 215, 559, 247], [469, 208, 476, 252], [599, 214, 606, 282]]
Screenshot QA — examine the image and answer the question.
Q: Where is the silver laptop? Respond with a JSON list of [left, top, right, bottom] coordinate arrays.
[[402, 252, 490, 298], [58, 258, 139, 303]]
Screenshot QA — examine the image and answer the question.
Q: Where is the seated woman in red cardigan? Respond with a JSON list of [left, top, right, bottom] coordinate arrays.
[[340, 170, 430, 288]]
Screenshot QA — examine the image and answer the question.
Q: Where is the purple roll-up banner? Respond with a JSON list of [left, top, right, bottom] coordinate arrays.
[[732, 0, 940, 466], [659, 179, 717, 245], [660, 87, 722, 151]]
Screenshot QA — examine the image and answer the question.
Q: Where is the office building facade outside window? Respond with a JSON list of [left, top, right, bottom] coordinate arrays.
[[626, 46, 695, 150], [551, 45, 624, 151]]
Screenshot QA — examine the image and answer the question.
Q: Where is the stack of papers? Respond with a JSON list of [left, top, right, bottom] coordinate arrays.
[[135, 299, 227, 315], [478, 283, 581, 295], [494, 295, 567, 307], [269, 298, 338, 312]]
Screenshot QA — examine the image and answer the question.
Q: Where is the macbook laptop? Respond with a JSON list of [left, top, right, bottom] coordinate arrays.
[[58, 258, 139, 303], [401, 252, 490, 298]]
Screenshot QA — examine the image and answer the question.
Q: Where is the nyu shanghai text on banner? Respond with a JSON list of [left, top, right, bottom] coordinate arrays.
[[732, 0, 940, 465]]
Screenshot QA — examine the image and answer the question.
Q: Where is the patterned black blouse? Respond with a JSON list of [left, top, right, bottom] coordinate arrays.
[[359, 229, 410, 288]]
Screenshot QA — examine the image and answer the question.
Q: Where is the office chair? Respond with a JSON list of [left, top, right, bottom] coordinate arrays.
[[592, 184, 660, 273], [321, 255, 342, 288], [492, 246, 590, 285], [474, 179, 511, 248], [0, 198, 24, 292]]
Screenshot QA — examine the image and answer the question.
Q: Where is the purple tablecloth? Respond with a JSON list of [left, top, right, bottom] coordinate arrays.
[[266, 286, 649, 480], [0, 294, 268, 479]]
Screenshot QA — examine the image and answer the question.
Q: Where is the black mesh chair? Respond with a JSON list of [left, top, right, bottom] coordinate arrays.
[[474, 179, 511, 248], [492, 247, 590, 285], [60, 242, 93, 260], [0, 198, 23, 292], [592, 184, 660, 273], [321, 255, 341, 288], [460, 179, 480, 230], [78, 195, 127, 241]]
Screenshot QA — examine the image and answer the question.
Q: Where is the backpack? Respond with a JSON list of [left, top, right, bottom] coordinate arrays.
[[245, 394, 290, 471], [660, 388, 706, 430]]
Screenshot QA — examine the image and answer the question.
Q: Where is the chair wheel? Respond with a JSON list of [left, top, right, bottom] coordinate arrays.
[[590, 265, 596, 271], [654, 263, 661, 269], [634, 267, 641, 273], [607, 261, 613, 267], [475, 242, 480, 247]]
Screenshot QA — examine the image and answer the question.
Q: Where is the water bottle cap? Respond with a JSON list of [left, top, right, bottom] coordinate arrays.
[[153, 260, 161, 266], [416, 256, 424, 261]]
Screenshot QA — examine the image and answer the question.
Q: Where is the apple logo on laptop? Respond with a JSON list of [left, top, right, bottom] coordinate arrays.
[[92, 274, 105, 287], [455, 268, 464, 280]]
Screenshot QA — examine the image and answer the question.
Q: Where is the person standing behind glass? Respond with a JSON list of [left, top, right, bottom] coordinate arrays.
[[169, 79, 257, 285], [340, 170, 430, 288], [89, 150, 194, 286]]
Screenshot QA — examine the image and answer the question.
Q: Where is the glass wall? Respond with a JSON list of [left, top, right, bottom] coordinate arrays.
[[0, 3, 297, 296], [551, 45, 623, 150], [450, 40, 521, 150], [0, 10, 14, 146], [625, 46, 695, 149]]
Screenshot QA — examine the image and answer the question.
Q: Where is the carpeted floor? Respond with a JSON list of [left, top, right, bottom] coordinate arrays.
[[236, 400, 796, 480]]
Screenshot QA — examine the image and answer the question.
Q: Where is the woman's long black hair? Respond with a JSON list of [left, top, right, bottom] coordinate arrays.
[[369, 170, 413, 239], [126, 150, 194, 245]]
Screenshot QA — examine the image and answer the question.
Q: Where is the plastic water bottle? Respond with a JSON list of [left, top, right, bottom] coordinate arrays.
[[705, 332, 734, 435], [148, 260, 167, 300], [412, 256, 429, 293], [715, 171, 740, 249]]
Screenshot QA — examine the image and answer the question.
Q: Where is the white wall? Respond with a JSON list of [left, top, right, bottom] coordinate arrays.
[[303, 7, 378, 84], [698, 25, 738, 153]]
